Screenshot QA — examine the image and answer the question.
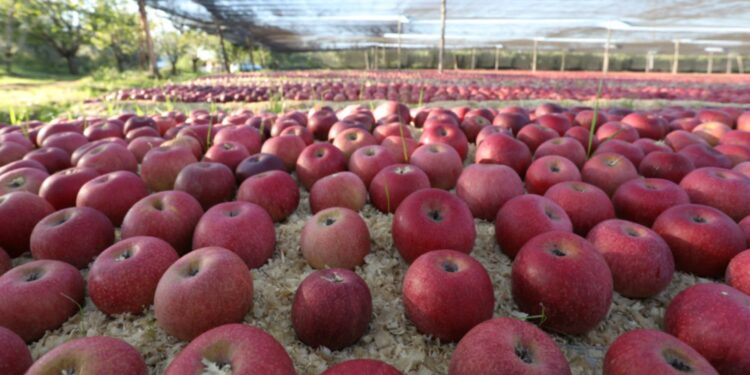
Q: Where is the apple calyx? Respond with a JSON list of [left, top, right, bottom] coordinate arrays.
[[441, 261, 459, 273], [323, 272, 344, 284], [24, 269, 44, 282], [9, 177, 25, 188], [514, 344, 534, 364], [662, 349, 692, 373], [115, 248, 133, 262], [427, 209, 443, 223]]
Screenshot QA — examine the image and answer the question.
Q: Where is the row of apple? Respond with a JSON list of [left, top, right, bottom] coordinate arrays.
[[0, 101, 749, 373], [111, 69, 750, 104]]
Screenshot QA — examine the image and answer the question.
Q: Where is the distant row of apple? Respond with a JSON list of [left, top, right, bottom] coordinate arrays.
[[0, 100, 749, 374]]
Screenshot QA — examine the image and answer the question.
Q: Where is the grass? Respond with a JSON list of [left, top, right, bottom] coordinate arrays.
[[0, 68, 203, 123]]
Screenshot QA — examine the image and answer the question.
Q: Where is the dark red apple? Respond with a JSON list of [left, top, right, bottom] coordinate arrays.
[[409, 143, 463, 190], [544, 181, 615, 236], [322, 359, 402, 375], [581, 152, 638, 196], [76, 170, 149, 226], [296, 143, 347, 190], [369, 164, 430, 214], [141, 145, 198, 192], [0, 167, 48, 195], [0, 326, 32, 375], [475, 133, 532, 175], [726, 250, 750, 295], [456, 164, 524, 221], [638, 151, 695, 183], [524, 155, 581, 195], [680, 167, 750, 221], [174, 161, 235, 210], [25, 336, 147, 375], [39, 166, 100, 209], [495, 194, 573, 259], [613, 178, 690, 227], [235, 153, 286, 183]]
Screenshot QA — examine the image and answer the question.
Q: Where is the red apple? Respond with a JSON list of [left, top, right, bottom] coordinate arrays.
[[678, 143, 732, 169], [622, 112, 666, 139], [0, 159, 47, 176], [333, 128, 378, 160], [214, 125, 262, 155], [604, 329, 718, 375], [449, 317, 571, 375], [638, 151, 695, 183], [237, 170, 299, 221], [392, 189, 476, 263], [524, 155, 581, 195], [727, 250, 750, 295], [544, 181, 615, 236], [581, 152, 638, 196], [534, 137, 587, 168], [296, 143, 347, 190], [76, 170, 149, 226], [141, 145, 198, 192], [369, 164, 430, 214], [300, 207, 369, 270], [0, 142, 27, 167], [587, 219, 674, 298], [23, 146, 70, 173], [665, 283, 750, 374], [292, 268, 372, 350], [192, 201, 276, 269], [0, 191, 55, 257], [456, 164, 524, 221], [235, 153, 286, 183], [409, 143, 463, 190], [30, 206, 114, 269], [536, 113, 572, 136], [680, 167, 750, 221], [475, 133, 532, 175], [127, 136, 164, 163], [25, 336, 147, 375], [88, 236, 179, 315], [564, 126, 599, 151], [373, 122, 413, 144], [309, 171, 366, 214], [39, 166, 100, 209], [164, 323, 295, 375], [308, 109, 339, 140], [653, 204, 745, 277], [613, 178, 690, 227], [460, 114, 492, 143], [348, 145, 397, 188], [420, 122, 469, 160], [0, 247, 9, 275], [403, 249, 494, 342], [0, 326, 32, 375], [203, 141, 249, 171], [174, 161, 235, 210], [154, 246, 253, 341], [121, 190, 204, 254], [495, 194, 573, 259], [76, 142, 138, 174], [511, 230, 613, 334], [381, 135, 420, 163], [261, 134, 306, 171], [0, 259, 84, 342], [0, 167, 48, 195]]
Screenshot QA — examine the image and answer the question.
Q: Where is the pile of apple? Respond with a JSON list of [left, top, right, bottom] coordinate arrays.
[[113, 69, 750, 104], [1, 99, 750, 374]]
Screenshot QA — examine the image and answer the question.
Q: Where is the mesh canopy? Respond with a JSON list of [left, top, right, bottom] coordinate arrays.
[[146, 0, 750, 54]]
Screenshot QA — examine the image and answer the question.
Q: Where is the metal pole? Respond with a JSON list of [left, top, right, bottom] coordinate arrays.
[[737, 55, 745, 74], [381, 46, 386, 69], [707, 52, 714, 74], [671, 40, 680, 74], [532, 40, 538, 72], [471, 48, 476, 69], [372, 47, 377, 70], [397, 20, 402, 70], [364, 49, 370, 70], [438, 0, 446, 73], [560, 50, 566, 71], [494, 47, 500, 70], [726, 53, 733, 74], [603, 28, 612, 73]]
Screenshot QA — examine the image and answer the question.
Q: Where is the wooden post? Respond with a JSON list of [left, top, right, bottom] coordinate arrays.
[[4, 0, 15, 74], [215, 19, 231, 73], [397, 20, 402, 70], [726, 53, 733, 74], [560, 50, 566, 71], [602, 28, 612, 73], [438, 0, 446, 73], [532, 40, 538, 72], [707, 52, 714, 74], [646, 51, 655, 73], [137, 0, 160, 78], [671, 40, 680, 74], [494, 47, 500, 70]]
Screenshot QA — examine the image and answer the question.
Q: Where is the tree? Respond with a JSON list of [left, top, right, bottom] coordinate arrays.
[[181, 29, 212, 73], [157, 31, 185, 75], [1, 0, 19, 73], [136, 0, 160, 78], [91, 0, 140, 72], [18, 0, 97, 75]]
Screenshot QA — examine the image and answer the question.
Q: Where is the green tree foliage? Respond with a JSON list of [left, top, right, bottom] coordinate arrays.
[[91, 0, 140, 73], [157, 31, 185, 75]]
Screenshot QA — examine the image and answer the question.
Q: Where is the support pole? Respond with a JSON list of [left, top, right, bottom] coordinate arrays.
[[707, 52, 714, 74], [726, 53, 733, 74], [532, 40, 538, 72], [494, 47, 500, 70], [453, 52, 458, 70], [364, 49, 370, 70], [372, 47, 377, 70], [470, 48, 476, 69], [646, 51, 655, 73], [397, 20, 402, 70], [671, 40, 680, 74], [382, 46, 386, 69], [438, 0, 446, 73], [560, 50, 566, 71], [737, 54, 745, 74], [602, 28, 612, 73]]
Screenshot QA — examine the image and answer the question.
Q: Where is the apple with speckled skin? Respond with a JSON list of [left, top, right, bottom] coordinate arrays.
[[0, 259, 84, 342], [511, 230, 613, 335], [296, 143, 347, 190], [581, 152, 639, 196], [456, 164, 524, 221], [0, 167, 48, 195], [23, 147, 69, 173], [587, 219, 674, 298], [495, 194, 573, 259], [261, 134, 307, 171], [727, 250, 750, 295], [309, 171, 366, 213], [420, 122, 469, 160], [39, 166, 100, 209], [393, 189, 476, 263], [237, 170, 300, 221], [604, 329, 718, 375], [680, 167, 750, 221], [369, 164, 430, 214], [475, 133, 532, 175], [121, 191, 204, 254], [524, 155, 581, 195], [30, 206, 114, 269], [165, 323, 295, 375], [25, 336, 147, 375], [612, 178, 690, 227], [88, 236, 179, 315], [76, 142, 138, 174], [141, 145, 198, 192], [0, 191, 55, 257], [0, 326, 32, 375], [449, 317, 572, 375], [638, 151, 695, 183], [534, 137, 587, 169], [154, 247, 253, 341], [348, 145, 398, 188], [77, 171, 149, 226], [174, 161, 235, 210], [301, 207, 370, 269], [665, 283, 750, 374], [653, 204, 745, 277], [192, 201, 276, 269], [214, 125, 262, 155], [544, 181, 614, 236], [403, 249, 494, 343], [0, 247, 10, 275], [292, 268, 372, 350], [409, 143, 463, 190]]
